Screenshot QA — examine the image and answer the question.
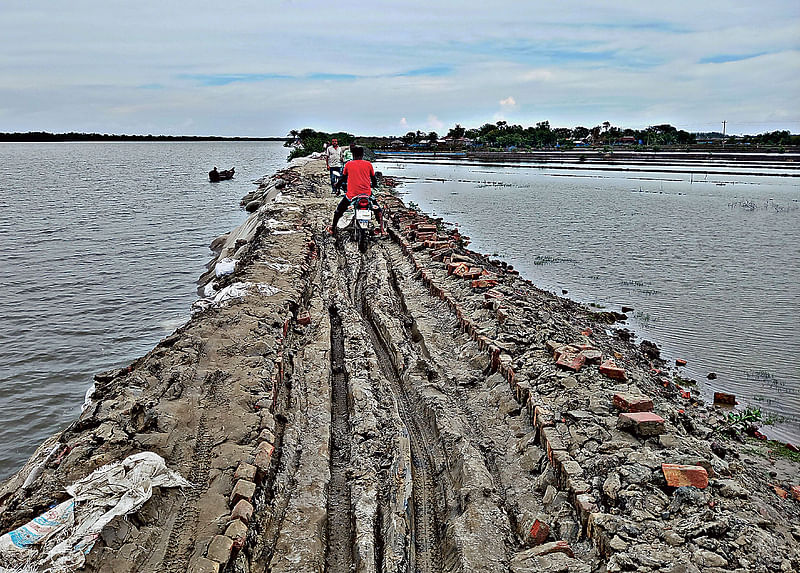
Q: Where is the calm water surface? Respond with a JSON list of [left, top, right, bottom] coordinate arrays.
[[0, 141, 287, 479], [377, 158, 800, 444]]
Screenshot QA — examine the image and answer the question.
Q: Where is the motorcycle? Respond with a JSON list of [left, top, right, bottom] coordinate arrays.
[[350, 194, 377, 253]]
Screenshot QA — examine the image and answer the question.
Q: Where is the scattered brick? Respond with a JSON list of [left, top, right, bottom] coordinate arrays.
[[462, 268, 483, 280], [206, 535, 234, 565], [471, 278, 499, 289], [533, 540, 575, 558], [231, 499, 254, 524], [254, 442, 275, 474], [556, 351, 586, 372], [296, 310, 311, 325], [231, 479, 256, 505], [225, 519, 248, 549], [599, 359, 627, 381], [484, 289, 504, 301], [713, 392, 736, 405], [617, 412, 665, 436], [771, 485, 788, 499], [527, 519, 550, 546], [791, 485, 800, 501], [613, 393, 654, 413], [234, 462, 257, 482], [451, 263, 469, 277], [675, 358, 688, 366], [662, 463, 709, 489]]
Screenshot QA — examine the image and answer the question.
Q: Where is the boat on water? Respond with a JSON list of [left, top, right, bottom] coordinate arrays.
[[209, 167, 235, 182]]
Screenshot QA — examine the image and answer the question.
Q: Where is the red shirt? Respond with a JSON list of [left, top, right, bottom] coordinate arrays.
[[342, 159, 375, 200]]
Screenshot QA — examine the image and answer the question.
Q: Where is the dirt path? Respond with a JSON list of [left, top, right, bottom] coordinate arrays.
[[1, 158, 798, 573]]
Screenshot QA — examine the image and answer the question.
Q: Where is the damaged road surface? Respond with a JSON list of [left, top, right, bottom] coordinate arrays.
[[1, 158, 798, 573]]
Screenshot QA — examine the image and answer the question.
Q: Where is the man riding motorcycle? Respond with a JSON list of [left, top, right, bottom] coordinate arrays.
[[328, 145, 385, 235]]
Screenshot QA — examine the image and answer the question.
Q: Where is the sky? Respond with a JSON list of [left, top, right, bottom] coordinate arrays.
[[1, 1, 798, 137]]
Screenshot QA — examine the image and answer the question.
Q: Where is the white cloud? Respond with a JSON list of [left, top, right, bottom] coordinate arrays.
[[499, 96, 517, 109], [427, 114, 444, 131]]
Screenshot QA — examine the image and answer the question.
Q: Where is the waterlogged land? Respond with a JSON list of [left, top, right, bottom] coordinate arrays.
[[377, 154, 800, 444], [1, 158, 798, 572]]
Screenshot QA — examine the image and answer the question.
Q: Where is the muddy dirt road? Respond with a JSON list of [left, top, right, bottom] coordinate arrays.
[[1, 157, 798, 573]]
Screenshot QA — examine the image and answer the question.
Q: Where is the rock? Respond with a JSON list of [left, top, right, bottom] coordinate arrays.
[[692, 549, 728, 568], [206, 535, 233, 565], [668, 486, 707, 512], [189, 557, 220, 573], [533, 540, 574, 558], [246, 200, 261, 212], [603, 472, 622, 501], [715, 479, 748, 498]]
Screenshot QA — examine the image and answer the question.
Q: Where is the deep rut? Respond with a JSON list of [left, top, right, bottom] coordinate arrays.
[[327, 306, 355, 572], [352, 253, 444, 573]]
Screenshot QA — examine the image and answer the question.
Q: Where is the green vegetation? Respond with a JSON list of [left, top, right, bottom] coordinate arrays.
[[714, 406, 765, 436], [0, 131, 288, 142], [286, 128, 355, 160]]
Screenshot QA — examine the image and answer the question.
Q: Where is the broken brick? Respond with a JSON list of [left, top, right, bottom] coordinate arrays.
[[533, 540, 574, 558], [771, 484, 788, 499], [613, 394, 654, 413], [713, 392, 736, 406], [556, 351, 586, 372], [225, 519, 248, 549], [471, 278, 499, 289], [599, 359, 627, 381], [296, 310, 311, 325], [617, 411, 665, 436], [662, 463, 709, 489], [791, 485, 800, 501], [231, 499, 254, 524], [527, 519, 550, 546], [675, 358, 688, 366]]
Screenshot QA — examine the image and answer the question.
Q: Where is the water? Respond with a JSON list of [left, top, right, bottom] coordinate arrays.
[[0, 141, 288, 479], [377, 158, 800, 444]]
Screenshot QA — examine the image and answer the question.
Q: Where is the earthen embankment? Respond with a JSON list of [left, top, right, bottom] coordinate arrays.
[[1, 156, 798, 572]]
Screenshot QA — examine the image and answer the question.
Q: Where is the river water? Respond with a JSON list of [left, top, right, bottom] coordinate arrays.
[[376, 155, 800, 445], [0, 141, 288, 480]]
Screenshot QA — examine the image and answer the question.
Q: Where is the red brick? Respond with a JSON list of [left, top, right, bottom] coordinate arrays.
[[613, 394, 654, 413], [771, 484, 788, 499], [713, 392, 736, 405], [553, 344, 579, 361], [451, 263, 469, 277], [556, 351, 586, 372], [617, 412, 665, 436], [533, 540, 574, 558], [231, 479, 256, 505], [417, 224, 437, 233], [231, 499, 254, 523], [527, 519, 550, 546], [234, 462, 257, 482], [791, 485, 800, 501], [497, 308, 508, 323], [225, 519, 248, 549], [462, 268, 483, 280], [296, 310, 311, 326], [599, 359, 627, 380], [484, 289, 504, 300], [675, 358, 687, 366], [662, 463, 709, 489]]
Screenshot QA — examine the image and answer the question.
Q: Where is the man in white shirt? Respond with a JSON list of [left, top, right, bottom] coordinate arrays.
[[324, 138, 343, 193]]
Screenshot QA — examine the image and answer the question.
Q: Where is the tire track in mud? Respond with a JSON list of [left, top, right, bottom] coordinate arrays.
[[327, 306, 355, 572], [161, 367, 228, 572], [351, 248, 444, 573], [383, 246, 522, 551]]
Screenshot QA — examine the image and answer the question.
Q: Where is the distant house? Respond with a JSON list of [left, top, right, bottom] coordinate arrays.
[[617, 136, 637, 145]]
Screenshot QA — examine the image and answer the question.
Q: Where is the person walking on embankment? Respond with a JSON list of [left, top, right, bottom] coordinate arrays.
[[324, 138, 343, 193]]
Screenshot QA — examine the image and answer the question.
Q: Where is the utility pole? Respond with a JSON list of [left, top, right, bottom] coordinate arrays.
[[722, 121, 727, 148]]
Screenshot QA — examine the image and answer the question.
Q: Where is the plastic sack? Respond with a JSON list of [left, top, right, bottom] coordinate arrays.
[[0, 452, 190, 572]]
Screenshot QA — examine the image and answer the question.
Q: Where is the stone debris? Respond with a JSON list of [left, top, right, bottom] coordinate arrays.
[[0, 157, 797, 573]]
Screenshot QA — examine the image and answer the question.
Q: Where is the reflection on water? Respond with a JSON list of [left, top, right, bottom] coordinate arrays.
[[0, 141, 287, 479], [379, 159, 800, 444]]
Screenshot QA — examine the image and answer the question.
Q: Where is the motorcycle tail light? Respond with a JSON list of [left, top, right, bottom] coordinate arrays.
[[357, 198, 370, 208]]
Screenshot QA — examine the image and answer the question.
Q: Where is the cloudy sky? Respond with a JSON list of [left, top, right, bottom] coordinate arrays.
[[2, 1, 798, 137]]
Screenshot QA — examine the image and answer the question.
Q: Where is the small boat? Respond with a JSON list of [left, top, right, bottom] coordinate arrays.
[[209, 167, 235, 182]]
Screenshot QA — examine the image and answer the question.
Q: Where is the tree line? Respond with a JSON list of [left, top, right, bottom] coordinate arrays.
[[288, 122, 798, 157], [0, 132, 288, 142]]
